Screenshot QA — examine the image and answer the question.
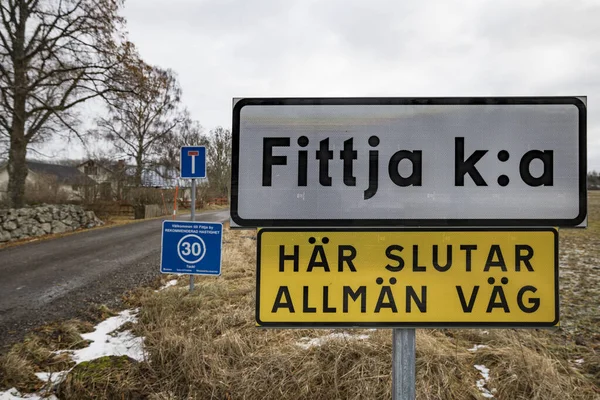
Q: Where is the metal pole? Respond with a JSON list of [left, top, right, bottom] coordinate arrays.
[[190, 179, 196, 292], [392, 328, 416, 400], [172, 186, 179, 220]]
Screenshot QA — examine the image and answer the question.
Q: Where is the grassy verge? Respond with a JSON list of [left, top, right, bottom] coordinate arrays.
[[123, 218, 599, 399], [175, 203, 229, 215], [1, 198, 598, 398], [0, 319, 97, 392]]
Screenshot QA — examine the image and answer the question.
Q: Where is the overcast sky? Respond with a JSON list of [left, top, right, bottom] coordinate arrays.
[[42, 0, 600, 171]]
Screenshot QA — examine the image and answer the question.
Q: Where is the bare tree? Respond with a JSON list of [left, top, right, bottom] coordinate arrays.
[[154, 122, 231, 205], [157, 110, 207, 173], [96, 57, 185, 187], [0, 0, 129, 207], [206, 126, 231, 198]]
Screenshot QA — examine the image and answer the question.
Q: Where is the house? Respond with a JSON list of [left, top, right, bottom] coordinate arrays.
[[77, 160, 121, 200], [78, 160, 184, 189], [0, 157, 190, 204], [0, 160, 96, 202], [118, 164, 191, 203], [77, 160, 114, 185], [77, 160, 184, 199], [136, 165, 182, 189]]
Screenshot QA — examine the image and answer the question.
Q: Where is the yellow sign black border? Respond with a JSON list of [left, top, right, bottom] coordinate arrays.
[[256, 227, 559, 328]]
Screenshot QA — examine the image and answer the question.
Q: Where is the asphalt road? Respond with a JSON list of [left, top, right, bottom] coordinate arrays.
[[0, 209, 229, 351]]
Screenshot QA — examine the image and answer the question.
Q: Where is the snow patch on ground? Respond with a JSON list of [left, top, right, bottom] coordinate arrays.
[[296, 332, 370, 349], [468, 344, 490, 352], [34, 371, 67, 386], [156, 279, 178, 291], [569, 357, 585, 369], [69, 309, 144, 363], [0, 389, 57, 400], [474, 364, 496, 398], [0, 309, 144, 399]]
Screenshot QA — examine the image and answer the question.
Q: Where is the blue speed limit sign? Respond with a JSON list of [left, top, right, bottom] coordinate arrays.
[[161, 221, 222, 275], [177, 234, 207, 264]]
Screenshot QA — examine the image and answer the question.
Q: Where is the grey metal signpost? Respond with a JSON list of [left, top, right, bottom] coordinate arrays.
[[233, 97, 587, 400], [189, 178, 196, 292], [179, 145, 206, 293], [393, 328, 416, 399]]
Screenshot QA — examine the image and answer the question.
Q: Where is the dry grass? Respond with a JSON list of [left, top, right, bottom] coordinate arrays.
[[33, 319, 94, 350], [1, 197, 599, 398], [449, 329, 597, 399], [125, 218, 596, 399], [176, 203, 229, 215], [0, 314, 111, 393], [557, 191, 600, 388], [0, 322, 89, 393], [0, 349, 43, 393]]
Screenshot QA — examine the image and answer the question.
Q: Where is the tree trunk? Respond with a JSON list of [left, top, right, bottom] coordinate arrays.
[[7, 1, 29, 209], [7, 135, 28, 208], [134, 142, 144, 187], [134, 156, 143, 187]]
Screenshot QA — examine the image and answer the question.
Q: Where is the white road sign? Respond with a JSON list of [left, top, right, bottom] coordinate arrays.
[[231, 97, 586, 227]]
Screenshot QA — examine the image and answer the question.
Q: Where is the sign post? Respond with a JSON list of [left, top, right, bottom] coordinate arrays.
[[163, 146, 211, 292], [232, 97, 585, 399], [393, 329, 415, 399], [190, 178, 196, 292], [256, 227, 559, 400]]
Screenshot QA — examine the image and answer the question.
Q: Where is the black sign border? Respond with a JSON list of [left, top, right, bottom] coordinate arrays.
[[255, 227, 559, 328], [232, 97, 587, 227]]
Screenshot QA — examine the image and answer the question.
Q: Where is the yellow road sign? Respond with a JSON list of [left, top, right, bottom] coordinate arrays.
[[257, 228, 558, 328]]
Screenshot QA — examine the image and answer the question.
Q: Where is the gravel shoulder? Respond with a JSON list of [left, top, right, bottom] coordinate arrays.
[[0, 209, 229, 352]]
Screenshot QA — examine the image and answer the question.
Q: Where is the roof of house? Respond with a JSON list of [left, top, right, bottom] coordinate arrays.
[[1, 159, 183, 188], [26, 161, 97, 185], [78, 159, 118, 173], [128, 165, 181, 188]]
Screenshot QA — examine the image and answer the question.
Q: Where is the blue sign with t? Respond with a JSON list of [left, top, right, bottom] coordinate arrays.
[[160, 220, 222, 276], [180, 146, 206, 178]]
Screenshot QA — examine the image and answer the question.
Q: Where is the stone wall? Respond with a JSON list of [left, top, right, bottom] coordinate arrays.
[[0, 204, 104, 243]]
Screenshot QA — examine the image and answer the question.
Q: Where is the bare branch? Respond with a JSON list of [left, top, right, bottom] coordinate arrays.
[[0, 0, 128, 207], [97, 58, 184, 186]]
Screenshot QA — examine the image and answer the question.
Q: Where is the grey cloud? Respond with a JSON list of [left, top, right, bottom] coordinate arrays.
[[115, 0, 600, 171]]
